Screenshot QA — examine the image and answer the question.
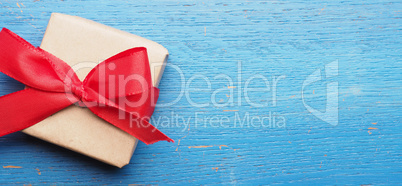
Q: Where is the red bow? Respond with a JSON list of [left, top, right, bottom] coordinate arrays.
[[0, 28, 173, 145]]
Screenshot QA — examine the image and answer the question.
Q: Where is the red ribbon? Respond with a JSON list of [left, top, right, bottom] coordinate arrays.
[[0, 28, 173, 145]]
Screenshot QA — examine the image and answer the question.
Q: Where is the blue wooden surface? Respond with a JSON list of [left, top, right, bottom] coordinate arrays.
[[0, 0, 401, 185]]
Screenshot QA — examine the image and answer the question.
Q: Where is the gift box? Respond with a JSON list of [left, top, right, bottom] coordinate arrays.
[[12, 13, 170, 168]]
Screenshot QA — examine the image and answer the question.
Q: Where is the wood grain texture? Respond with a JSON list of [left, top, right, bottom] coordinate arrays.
[[0, 0, 401, 185]]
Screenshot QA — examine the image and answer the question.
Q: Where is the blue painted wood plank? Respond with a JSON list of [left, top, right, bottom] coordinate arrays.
[[0, 0, 401, 185]]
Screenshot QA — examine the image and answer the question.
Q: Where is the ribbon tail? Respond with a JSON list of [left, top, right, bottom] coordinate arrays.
[[88, 106, 174, 145], [0, 88, 76, 137]]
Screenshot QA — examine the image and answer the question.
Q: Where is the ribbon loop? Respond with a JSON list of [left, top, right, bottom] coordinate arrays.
[[0, 28, 66, 92], [84, 47, 153, 100]]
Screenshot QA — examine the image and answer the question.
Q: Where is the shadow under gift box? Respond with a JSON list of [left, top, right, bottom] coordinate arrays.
[[22, 13, 168, 168]]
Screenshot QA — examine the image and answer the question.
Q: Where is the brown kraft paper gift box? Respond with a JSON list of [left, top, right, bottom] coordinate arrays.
[[21, 13, 168, 168]]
